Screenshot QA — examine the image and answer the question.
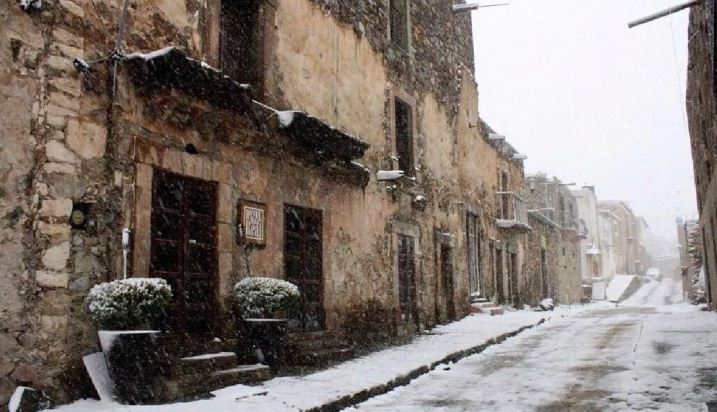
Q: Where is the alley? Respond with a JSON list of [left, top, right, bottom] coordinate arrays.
[[352, 280, 717, 411]]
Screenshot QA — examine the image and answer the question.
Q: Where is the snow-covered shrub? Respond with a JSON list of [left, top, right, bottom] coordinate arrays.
[[86, 278, 172, 330], [233, 277, 300, 319]]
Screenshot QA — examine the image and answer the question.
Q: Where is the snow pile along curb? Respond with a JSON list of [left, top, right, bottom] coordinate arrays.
[[307, 319, 546, 412]]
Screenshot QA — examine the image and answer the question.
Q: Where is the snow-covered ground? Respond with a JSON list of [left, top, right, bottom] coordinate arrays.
[[54, 303, 606, 412], [351, 279, 717, 411], [605, 274, 638, 302]]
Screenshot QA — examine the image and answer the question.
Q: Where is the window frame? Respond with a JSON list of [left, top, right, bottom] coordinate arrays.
[[388, 0, 411, 52]]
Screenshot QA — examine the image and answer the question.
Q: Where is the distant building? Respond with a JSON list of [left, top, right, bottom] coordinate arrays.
[[572, 186, 602, 281], [522, 174, 584, 304], [598, 201, 644, 276]]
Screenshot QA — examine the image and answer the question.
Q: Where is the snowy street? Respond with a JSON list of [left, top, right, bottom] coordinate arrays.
[[352, 279, 717, 411]]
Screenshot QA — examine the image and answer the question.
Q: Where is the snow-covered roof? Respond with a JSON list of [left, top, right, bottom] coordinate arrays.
[[123, 46, 254, 113], [277, 110, 369, 161]]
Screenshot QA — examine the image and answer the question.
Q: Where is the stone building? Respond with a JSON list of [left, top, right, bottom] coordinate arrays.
[[677, 218, 706, 303], [480, 121, 531, 308], [572, 186, 602, 281], [521, 174, 583, 305], [685, 0, 717, 309], [598, 201, 641, 276], [0, 0, 530, 405]]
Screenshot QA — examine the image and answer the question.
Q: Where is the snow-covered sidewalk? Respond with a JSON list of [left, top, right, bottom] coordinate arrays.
[[56, 304, 606, 412]]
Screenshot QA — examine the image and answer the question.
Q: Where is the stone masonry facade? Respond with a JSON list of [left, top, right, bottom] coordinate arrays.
[[0, 0, 542, 406], [687, 0, 717, 309]]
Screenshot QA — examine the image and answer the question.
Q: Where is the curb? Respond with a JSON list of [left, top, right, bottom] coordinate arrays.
[[306, 318, 547, 412]]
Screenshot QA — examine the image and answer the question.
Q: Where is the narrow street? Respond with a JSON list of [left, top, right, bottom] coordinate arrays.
[[352, 280, 717, 411]]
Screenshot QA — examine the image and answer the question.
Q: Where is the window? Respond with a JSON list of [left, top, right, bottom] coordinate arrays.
[[220, 0, 262, 86], [390, 0, 410, 50], [395, 98, 414, 176]]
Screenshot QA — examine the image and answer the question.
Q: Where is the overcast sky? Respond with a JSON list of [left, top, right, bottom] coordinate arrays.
[[472, 0, 695, 241]]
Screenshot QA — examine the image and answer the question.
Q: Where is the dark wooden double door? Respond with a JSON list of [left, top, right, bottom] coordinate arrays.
[[284, 205, 324, 332], [150, 170, 218, 335]]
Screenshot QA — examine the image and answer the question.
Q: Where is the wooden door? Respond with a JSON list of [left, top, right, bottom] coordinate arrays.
[[440, 244, 455, 320], [284, 205, 324, 332], [398, 234, 417, 323], [495, 249, 504, 304], [541, 249, 549, 298], [150, 170, 218, 335], [509, 252, 519, 306], [466, 213, 482, 295]]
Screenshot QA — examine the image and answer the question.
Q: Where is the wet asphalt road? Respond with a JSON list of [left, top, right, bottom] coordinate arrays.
[[351, 279, 717, 411]]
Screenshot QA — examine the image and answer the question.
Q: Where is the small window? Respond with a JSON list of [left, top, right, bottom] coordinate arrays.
[[220, 0, 262, 85], [395, 98, 414, 176], [390, 0, 410, 50]]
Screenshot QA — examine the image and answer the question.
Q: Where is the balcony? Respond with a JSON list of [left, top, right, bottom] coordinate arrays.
[[495, 192, 531, 233], [559, 211, 587, 240]]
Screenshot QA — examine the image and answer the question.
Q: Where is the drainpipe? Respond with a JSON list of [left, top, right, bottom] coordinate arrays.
[[122, 228, 131, 279]]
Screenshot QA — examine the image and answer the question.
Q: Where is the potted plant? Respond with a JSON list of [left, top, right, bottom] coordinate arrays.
[[233, 277, 300, 369], [85, 278, 172, 404]]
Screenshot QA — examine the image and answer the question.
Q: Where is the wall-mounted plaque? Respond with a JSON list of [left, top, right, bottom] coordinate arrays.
[[238, 200, 267, 247]]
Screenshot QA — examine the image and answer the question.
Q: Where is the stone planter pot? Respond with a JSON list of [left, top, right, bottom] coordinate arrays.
[[241, 319, 288, 371], [98, 330, 162, 404]]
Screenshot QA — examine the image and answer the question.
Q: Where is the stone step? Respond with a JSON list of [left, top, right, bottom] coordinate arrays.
[[287, 330, 332, 343], [286, 346, 355, 367], [209, 364, 272, 387], [172, 351, 237, 377], [160, 364, 272, 402], [469, 302, 497, 313], [489, 307, 504, 316], [469, 295, 489, 304], [286, 337, 351, 352]]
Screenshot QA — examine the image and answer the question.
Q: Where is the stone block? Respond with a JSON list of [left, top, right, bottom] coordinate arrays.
[[48, 92, 80, 113], [66, 121, 107, 159], [182, 152, 204, 179], [53, 28, 82, 48], [59, 0, 84, 17], [51, 43, 84, 60], [135, 163, 153, 190], [40, 199, 72, 218], [45, 141, 76, 164], [46, 114, 68, 130], [217, 223, 234, 252], [11, 363, 38, 382], [114, 170, 124, 187], [41, 241, 71, 271], [161, 149, 182, 173], [45, 103, 75, 119], [46, 55, 74, 73], [40, 315, 68, 333], [217, 184, 234, 224], [36, 271, 69, 289], [43, 162, 76, 175], [218, 252, 233, 292], [37, 222, 71, 242], [212, 161, 235, 184], [74, 250, 100, 274], [49, 77, 81, 97], [135, 139, 159, 164]]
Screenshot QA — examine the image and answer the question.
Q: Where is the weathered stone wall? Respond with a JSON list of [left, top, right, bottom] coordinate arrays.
[[1, 0, 121, 405], [687, 0, 717, 309], [0, 0, 522, 406]]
